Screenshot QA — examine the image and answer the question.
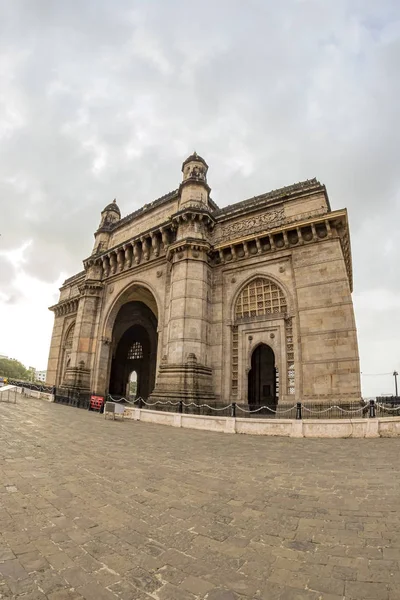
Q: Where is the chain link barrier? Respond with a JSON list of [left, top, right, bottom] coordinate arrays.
[[100, 395, 400, 420], [376, 403, 400, 412]]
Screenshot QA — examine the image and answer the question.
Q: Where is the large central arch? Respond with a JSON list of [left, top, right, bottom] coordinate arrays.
[[108, 301, 158, 398]]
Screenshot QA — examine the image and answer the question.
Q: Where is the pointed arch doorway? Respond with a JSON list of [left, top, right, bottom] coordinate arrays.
[[248, 344, 278, 412]]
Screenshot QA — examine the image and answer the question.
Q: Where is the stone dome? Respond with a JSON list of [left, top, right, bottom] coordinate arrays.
[[181, 151, 208, 171], [102, 199, 121, 216]]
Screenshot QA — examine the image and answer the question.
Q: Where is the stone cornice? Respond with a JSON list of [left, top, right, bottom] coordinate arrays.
[[171, 207, 215, 227], [78, 280, 104, 297], [49, 296, 79, 316], [212, 178, 329, 221], [179, 177, 211, 195], [211, 209, 353, 292], [166, 238, 212, 262]]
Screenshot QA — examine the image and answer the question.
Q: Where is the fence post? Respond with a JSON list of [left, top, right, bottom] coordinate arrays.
[[296, 402, 302, 420], [369, 399, 376, 418], [231, 402, 236, 418], [138, 397, 143, 409], [179, 400, 183, 414]]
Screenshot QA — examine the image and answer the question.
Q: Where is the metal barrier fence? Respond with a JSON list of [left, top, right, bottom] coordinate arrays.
[[10, 380, 400, 420], [107, 396, 397, 420], [8, 379, 54, 394], [54, 388, 91, 409]]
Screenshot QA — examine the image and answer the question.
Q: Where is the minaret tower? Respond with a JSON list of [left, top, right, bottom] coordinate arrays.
[[179, 151, 211, 209], [92, 199, 121, 255], [150, 152, 216, 403]]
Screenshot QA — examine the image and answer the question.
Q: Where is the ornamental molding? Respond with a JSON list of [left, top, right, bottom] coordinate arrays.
[[213, 208, 285, 244], [49, 297, 79, 317], [78, 280, 104, 296]]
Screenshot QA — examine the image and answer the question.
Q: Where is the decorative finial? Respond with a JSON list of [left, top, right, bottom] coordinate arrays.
[[113, 198, 117, 204]]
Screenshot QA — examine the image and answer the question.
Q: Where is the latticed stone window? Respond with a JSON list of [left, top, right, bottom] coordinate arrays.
[[235, 278, 287, 321], [127, 342, 143, 360], [64, 324, 75, 349]]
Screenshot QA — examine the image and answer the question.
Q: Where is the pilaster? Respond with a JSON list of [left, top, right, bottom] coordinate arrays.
[[63, 279, 104, 390]]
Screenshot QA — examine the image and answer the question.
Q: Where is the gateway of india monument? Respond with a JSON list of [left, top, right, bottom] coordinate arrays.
[[47, 153, 361, 408]]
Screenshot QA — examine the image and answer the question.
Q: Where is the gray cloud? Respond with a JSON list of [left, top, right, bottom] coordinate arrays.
[[0, 0, 399, 389]]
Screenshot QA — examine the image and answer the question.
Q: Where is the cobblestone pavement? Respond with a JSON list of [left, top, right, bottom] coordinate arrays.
[[1, 399, 400, 600]]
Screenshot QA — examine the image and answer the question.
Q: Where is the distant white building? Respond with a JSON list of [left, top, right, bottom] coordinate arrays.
[[35, 370, 47, 382]]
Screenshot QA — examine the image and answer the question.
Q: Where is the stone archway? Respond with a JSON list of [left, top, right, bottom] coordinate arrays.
[[248, 343, 278, 412], [59, 323, 75, 386], [108, 301, 158, 399]]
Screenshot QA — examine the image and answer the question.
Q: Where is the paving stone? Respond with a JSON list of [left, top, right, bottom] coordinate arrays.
[[125, 566, 163, 593], [181, 574, 215, 595], [156, 564, 187, 585], [205, 590, 240, 600], [1, 399, 400, 600], [279, 588, 320, 600], [62, 566, 93, 587], [13, 592, 48, 600], [157, 582, 197, 599], [0, 558, 29, 581], [18, 551, 50, 573], [47, 550, 76, 571], [77, 582, 117, 600], [345, 580, 389, 599], [0, 546, 16, 561], [107, 579, 146, 600], [307, 575, 345, 596]]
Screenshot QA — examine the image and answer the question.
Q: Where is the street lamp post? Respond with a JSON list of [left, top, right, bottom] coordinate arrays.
[[394, 371, 399, 398]]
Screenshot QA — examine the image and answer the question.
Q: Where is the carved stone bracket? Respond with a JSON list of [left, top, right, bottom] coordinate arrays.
[[78, 280, 104, 297], [49, 297, 79, 317]]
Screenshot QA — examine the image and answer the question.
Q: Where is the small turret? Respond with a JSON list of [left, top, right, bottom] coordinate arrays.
[[179, 152, 211, 209], [98, 199, 121, 229], [92, 199, 121, 255]]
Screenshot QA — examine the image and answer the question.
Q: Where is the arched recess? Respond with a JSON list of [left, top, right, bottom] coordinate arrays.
[[108, 309, 157, 398], [248, 343, 278, 412], [59, 322, 75, 386], [103, 281, 160, 340], [95, 283, 160, 398], [231, 276, 295, 402]]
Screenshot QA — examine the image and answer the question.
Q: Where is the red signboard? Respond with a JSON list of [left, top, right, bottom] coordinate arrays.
[[89, 395, 104, 411]]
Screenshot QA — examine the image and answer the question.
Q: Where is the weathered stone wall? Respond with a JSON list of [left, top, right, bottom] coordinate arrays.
[[110, 200, 179, 248], [211, 252, 296, 404], [292, 237, 360, 402]]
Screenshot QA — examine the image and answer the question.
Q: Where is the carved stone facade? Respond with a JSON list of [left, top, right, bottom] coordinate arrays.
[[47, 152, 361, 405]]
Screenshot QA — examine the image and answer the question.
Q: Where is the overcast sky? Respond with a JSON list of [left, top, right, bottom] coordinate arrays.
[[0, 0, 399, 396]]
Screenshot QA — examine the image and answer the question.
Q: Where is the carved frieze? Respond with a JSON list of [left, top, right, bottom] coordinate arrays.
[[213, 208, 285, 244]]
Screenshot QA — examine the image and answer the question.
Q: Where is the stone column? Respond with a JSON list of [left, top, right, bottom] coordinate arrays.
[[62, 280, 104, 390], [151, 234, 215, 403]]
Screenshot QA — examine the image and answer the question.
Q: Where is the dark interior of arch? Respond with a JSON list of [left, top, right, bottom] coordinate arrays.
[[108, 301, 158, 399], [248, 343, 278, 412]]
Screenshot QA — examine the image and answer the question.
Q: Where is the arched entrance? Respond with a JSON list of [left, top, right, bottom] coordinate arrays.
[[108, 301, 157, 399], [248, 344, 278, 412]]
